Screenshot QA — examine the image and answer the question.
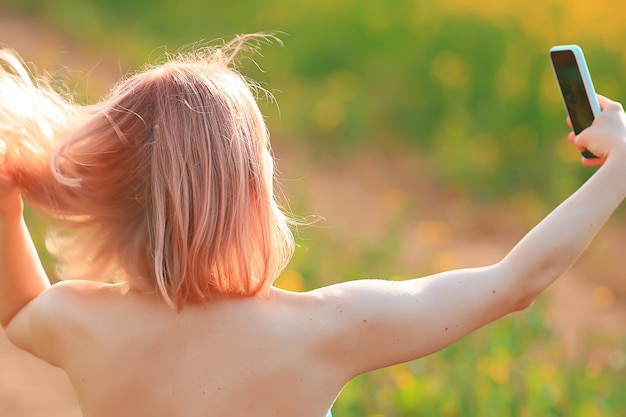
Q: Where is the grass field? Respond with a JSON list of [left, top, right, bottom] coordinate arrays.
[[1, 1, 626, 415]]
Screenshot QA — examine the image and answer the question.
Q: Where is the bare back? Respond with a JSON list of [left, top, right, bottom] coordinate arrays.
[[29, 281, 342, 417], [15, 261, 545, 417]]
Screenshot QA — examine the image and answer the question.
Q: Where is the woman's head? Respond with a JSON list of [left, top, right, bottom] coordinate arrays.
[[2, 34, 294, 307]]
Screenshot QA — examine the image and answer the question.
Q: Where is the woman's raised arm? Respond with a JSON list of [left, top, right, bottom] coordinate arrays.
[[311, 96, 626, 379]]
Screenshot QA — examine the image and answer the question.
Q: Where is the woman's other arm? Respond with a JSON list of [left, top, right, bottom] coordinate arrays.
[[0, 175, 50, 353]]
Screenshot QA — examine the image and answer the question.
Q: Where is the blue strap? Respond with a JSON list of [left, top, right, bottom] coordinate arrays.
[[327, 411, 333, 417]]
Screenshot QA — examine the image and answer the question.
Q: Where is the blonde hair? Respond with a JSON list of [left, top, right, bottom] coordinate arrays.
[[0, 34, 294, 307]]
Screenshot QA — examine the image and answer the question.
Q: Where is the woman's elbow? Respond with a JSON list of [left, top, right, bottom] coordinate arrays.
[[513, 292, 539, 312], [495, 260, 549, 313]]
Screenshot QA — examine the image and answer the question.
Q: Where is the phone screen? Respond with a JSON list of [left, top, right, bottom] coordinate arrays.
[[550, 50, 595, 135]]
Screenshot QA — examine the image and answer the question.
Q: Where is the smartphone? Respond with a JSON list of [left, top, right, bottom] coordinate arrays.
[[549, 44, 600, 158]]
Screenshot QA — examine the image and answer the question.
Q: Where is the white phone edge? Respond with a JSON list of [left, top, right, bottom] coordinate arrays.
[[549, 44, 601, 118]]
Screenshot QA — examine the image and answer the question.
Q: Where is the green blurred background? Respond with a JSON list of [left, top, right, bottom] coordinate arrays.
[[1, 0, 625, 416]]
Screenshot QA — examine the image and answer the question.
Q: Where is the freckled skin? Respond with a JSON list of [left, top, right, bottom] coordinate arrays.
[[22, 282, 341, 417], [5, 96, 626, 417]]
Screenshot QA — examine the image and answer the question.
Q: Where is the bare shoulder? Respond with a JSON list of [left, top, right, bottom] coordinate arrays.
[[262, 287, 330, 345], [32, 279, 125, 316], [39, 279, 117, 301], [22, 280, 125, 365]]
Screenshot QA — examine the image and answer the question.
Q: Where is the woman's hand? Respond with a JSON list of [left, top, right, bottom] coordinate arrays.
[[569, 95, 626, 167]]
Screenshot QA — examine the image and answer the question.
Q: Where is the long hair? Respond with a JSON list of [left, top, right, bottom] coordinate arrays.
[[0, 34, 295, 308]]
